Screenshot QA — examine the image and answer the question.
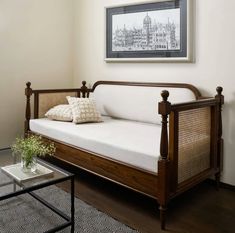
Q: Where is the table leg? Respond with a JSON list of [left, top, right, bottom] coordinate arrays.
[[71, 176, 75, 233]]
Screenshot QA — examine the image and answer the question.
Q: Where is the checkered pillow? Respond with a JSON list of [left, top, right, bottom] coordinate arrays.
[[45, 105, 73, 122], [67, 97, 102, 123]]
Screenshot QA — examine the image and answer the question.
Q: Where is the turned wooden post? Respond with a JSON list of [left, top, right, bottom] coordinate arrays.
[[80, 81, 89, 98], [215, 86, 224, 190], [158, 90, 171, 230], [24, 82, 32, 135]]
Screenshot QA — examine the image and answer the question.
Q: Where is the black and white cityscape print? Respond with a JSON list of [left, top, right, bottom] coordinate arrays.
[[112, 8, 181, 52]]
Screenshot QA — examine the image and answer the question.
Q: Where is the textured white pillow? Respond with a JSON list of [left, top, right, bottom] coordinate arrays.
[[45, 105, 73, 122], [67, 97, 102, 124]]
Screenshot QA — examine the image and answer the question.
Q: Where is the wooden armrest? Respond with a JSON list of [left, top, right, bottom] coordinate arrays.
[[158, 87, 224, 193], [171, 98, 219, 111], [32, 88, 81, 94]]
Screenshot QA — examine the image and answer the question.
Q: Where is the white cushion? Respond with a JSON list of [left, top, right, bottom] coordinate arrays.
[[67, 97, 102, 124], [91, 85, 196, 124], [30, 117, 161, 173], [45, 105, 72, 122], [30, 117, 210, 174]]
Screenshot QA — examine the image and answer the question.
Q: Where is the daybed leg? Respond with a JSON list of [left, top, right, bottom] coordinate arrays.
[[158, 90, 171, 231], [215, 87, 224, 191], [159, 205, 167, 230]]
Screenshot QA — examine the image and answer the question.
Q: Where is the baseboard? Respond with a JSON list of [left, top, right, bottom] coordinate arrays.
[[0, 147, 10, 152], [206, 179, 235, 191], [220, 182, 235, 191]]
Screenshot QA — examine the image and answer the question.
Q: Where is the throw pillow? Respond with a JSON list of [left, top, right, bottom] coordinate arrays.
[[67, 97, 102, 123], [45, 105, 73, 122]]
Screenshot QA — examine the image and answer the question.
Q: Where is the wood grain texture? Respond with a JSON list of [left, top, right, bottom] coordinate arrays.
[[58, 171, 235, 233], [169, 111, 179, 193], [24, 82, 32, 134], [215, 86, 224, 188], [91, 81, 202, 99], [38, 134, 159, 198], [25, 81, 224, 230], [158, 90, 172, 229]]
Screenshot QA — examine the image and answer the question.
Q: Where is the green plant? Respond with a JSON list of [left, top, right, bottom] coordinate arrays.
[[11, 135, 56, 168]]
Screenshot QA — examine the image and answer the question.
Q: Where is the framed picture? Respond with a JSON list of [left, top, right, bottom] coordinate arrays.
[[105, 0, 193, 62]]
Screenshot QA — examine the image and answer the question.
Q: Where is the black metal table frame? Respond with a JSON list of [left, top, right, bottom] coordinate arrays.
[[0, 161, 75, 233]]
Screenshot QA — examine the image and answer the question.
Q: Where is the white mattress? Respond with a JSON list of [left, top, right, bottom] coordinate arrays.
[[30, 117, 161, 173]]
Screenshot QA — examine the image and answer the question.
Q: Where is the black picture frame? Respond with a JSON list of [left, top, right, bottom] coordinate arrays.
[[105, 0, 193, 62]]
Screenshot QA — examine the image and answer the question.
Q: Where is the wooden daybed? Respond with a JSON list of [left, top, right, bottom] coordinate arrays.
[[24, 81, 224, 230]]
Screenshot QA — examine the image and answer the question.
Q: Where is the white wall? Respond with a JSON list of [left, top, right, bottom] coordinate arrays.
[[0, 0, 74, 148], [73, 0, 235, 185], [1, 0, 234, 185]]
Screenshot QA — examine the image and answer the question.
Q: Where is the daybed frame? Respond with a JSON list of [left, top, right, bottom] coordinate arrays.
[[24, 81, 224, 230]]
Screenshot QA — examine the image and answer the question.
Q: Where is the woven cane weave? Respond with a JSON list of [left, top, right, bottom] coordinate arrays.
[[178, 107, 211, 183], [38, 92, 76, 118]]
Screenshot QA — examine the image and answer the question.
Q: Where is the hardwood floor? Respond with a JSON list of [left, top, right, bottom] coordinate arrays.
[[51, 157, 235, 233], [1, 150, 234, 233]]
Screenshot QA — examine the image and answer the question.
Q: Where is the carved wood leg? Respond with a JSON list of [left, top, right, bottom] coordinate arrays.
[[158, 90, 171, 231], [25, 82, 32, 135], [159, 205, 167, 230], [215, 87, 224, 191]]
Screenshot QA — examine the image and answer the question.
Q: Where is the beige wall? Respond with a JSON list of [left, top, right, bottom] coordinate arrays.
[[1, 0, 234, 185], [0, 0, 74, 148], [73, 0, 235, 185]]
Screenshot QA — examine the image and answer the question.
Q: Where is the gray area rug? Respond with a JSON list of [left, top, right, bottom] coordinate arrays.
[[0, 185, 138, 233]]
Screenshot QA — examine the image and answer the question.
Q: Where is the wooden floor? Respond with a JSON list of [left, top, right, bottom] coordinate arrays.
[[51, 158, 235, 233], [1, 150, 234, 233]]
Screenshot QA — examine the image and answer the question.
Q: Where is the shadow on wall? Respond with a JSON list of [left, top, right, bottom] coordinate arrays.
[[221, 92, 235, 182]]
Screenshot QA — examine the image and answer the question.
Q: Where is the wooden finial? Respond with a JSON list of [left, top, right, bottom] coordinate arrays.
[[161, 90, 169, 102], [216, 86, 223, 96], [215, 86, 224, 105], [81, 81, 88, 98], [26, 82, 31, 88], [25, 82, 32, 96], [159, 90, 171, 116]]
